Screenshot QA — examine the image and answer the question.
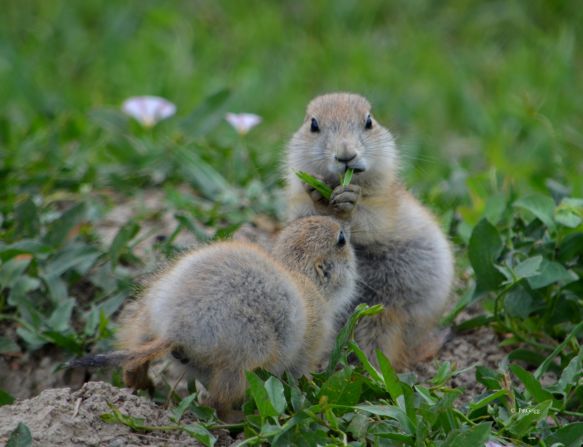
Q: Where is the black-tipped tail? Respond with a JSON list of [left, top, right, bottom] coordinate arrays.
[[67, 351, 130, 369]]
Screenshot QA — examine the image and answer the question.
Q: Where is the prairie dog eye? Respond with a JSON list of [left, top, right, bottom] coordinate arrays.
[[337, 230, 346, 247], [310, 117, 320, 133], [365, 114, 373, 130]]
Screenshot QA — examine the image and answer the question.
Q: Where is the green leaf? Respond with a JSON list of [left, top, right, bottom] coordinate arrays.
[[180, 89, 231, 139], [441, 422, 491, 447], [264, 376, 286, 415], [376, 349, 403, 401], [431, 361, 454, 386], [47, 297, 75, 332], [109, 221, 140, 268], [0, 240, 52, 261], [355, 404, 414, 434], [476, 366, 503, 390], [506, 400, 553, 437], [342, 168, 354, 187], [468, 219, 504, 295], [0, 389, 15, 406], [0, 258, 32, 290], [514, 194, 556, 229], [544, 422, 583, 447], [327, 303, 383, 374], [14, 198, 40, 239], [169, 392, 197, 423], [295, 171, 333, 200], [514, 255, 543, 279], [43, 244, 101, 279], [183, 423, 217, 447], [484, 192, 507, 225], [349, 341, 384, 384], [468, 389, 508, 413], [557, 350, 582, 394], [510, 364, 553, 403], [176, 146, 231, 199], [504, 285, 534, 318], [555, 198, 583, 228], [245, 371, 278, 418], [318, 366, 362, 406], [6, 422, 32, 447], [43, 202, 87, 248], [527, 259, 578, 289]]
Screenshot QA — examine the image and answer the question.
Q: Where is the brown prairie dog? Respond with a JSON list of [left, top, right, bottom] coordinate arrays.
[[284, 92, 454, 371], [112, 216, 356, 421]]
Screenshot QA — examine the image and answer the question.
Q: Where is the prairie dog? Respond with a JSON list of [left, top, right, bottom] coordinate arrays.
[[285, 93, 454, 370], [72, 216, 356, 421]]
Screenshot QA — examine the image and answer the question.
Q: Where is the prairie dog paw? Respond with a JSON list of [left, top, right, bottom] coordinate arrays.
[[302, 175, 327, 204], [330, 184, 361, 215]]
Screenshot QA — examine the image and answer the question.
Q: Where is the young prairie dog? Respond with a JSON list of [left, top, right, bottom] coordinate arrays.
[[71, 216, 356, 421], [285, 93, 454, 371]]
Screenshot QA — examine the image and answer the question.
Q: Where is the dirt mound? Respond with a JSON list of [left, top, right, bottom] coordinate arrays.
[[0, 381, 232, 447]]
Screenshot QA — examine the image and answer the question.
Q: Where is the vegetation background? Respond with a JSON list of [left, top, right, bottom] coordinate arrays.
[[0, 1, 582, 446]]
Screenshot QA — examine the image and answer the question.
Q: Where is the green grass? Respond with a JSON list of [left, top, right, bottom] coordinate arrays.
[[1, 1, 582, 445]]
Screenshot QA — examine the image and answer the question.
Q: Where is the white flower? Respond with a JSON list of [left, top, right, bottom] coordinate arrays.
[[122, 96, 176, 127], [225, 113, 262, 135]]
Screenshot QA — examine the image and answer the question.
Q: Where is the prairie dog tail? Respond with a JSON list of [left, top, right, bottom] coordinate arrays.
[[67, 339, 174, 370]]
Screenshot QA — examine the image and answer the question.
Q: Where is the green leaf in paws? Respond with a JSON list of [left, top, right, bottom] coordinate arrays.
[[341, 168, 354, 187], [295, 171, 333, 200]]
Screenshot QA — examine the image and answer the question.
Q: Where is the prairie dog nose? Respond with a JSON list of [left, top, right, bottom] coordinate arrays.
[[335, 152, 357, 163]]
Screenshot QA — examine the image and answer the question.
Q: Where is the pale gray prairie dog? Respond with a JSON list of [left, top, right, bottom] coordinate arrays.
[[285, 92, 454, 371], [73, 216, 356, 421]]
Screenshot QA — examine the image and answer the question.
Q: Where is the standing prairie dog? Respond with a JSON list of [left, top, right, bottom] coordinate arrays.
[[285, 93, 454, 371], [72, 216, 356, 421]]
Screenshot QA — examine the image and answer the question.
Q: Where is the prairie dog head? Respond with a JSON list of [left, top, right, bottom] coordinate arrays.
[[286, 92, 398, 188], [273, 216, 357, 312]]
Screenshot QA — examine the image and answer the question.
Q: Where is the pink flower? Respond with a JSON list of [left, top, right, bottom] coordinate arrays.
[[225, 113, 262, 135], [122, 96, 176, 127]]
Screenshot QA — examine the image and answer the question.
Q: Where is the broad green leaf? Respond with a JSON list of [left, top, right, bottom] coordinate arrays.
[[43, 202, 87, 248], [527, 259, 578, 289], [476, 366, 503, 390], [555, 198, 583, 228], [468, 219, 504, 295], [245, 371, 278, 418], [355, 404, 414, 434], [109, 221, 140, 268], [431, 361, 453, 386], [514, 194, 556, 229], [514, 255, 543, 279], [183, 423, 217, 447], [169, 392, 197, 423], [6, 422, 32, 447], [7, 276, 41, 308], [510, 364, 553, 403], [558, 233, 583, 262], [504, 285, 534, 318], [43, 244, 100, 279], [506, 400, 552, 437], [47, 297, 75, 332], [484, 192, 507, 225], [557, 350, 582, 394], [14, 198, 40, 239], [0, 240, 52, 261], [264, 376, 286, 415], [0, 258, 32, 290], [441, 422, 491, 447], [0, 389, 15, 406], [318, 366, 362, 406], [346, 413, 369, 441], [544, 422, 583, 447]]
